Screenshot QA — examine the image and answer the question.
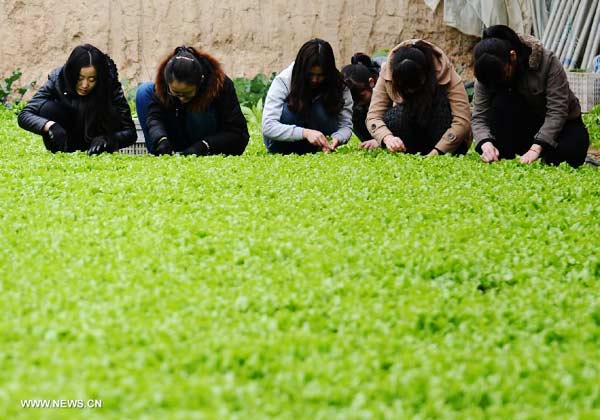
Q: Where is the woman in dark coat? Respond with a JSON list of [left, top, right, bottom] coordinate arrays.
[[135, 45, 249, 156], [18, 44, 136, 154], [341, 53, 381, 149], [472, 25, 589, 167]]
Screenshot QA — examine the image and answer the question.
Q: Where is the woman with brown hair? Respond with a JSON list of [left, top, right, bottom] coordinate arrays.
[[136, 45, 249, 156]]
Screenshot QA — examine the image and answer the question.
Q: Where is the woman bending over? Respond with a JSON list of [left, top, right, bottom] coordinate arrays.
[[366, 40, 472, 156], [262, 39, 353, 154], [18, 44, 136, 154], [136, 45, 249, 156], [341, 53, 381, 149], [472, 25, 589, 167]]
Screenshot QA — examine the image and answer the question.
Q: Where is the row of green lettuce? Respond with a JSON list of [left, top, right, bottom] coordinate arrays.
[[1, 104, 600, 418]]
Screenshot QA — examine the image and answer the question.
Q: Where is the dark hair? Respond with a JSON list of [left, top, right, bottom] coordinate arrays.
[[342, 53, 380, 103], [341, 63, 377, 104], [350, 53, 381, 75], [62, 44, 117, 141], [162, 45, 211, 89], [390, 41, 440, 115], [474, 25, 532, 87], [287, 39, 345, 117]]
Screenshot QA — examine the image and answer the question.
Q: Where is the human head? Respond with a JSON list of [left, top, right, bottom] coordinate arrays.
[[159, 45, 211, 104], [63, 44, 110, 97], [292, 39, 339, 90], [341, 53, 380, 106], [288, 39, 344, 116], [391, 42, 435, 97], [474, 25, 531, 87], [341, 62, 376, 106]]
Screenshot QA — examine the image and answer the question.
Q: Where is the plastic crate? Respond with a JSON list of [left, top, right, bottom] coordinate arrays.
[[119, 140, 148, 155], [567, 72, 600, 113], [119, 118, 149, 155]]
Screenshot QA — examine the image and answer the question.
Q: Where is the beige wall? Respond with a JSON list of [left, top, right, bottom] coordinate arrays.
[[0, 0, 478, 91]]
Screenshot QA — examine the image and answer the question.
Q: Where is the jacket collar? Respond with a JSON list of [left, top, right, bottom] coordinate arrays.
[[518, 34, 543, 70]]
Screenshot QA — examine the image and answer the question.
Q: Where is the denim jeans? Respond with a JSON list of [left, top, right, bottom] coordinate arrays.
[[136, 82, 217, 154], [264, 102, 338, 155]]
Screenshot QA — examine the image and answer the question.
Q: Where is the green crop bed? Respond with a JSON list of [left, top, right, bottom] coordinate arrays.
[[1, 107, 599, 419]]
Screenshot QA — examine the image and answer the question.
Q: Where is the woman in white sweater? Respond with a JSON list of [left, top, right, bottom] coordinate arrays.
[[262, 39, 353, 154]]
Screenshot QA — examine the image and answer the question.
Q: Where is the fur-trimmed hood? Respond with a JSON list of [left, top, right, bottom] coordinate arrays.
[[154, 49, 225, 113], [519, 34, 544, 70]]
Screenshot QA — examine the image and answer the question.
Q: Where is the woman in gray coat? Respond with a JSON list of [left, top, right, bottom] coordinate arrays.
[[472, 25, 589, 168]]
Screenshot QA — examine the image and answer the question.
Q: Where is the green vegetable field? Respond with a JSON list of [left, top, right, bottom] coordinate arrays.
[[1, 106, 600, 419]]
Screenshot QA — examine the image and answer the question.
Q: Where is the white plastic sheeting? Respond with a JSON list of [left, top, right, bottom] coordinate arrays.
[[424, 0, 442, 11], [424, 0, 529, 37]]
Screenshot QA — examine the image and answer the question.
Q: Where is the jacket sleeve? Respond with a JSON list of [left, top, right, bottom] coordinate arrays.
[[471, 80, 495, 148], [110, 79, 137, 149], [146, 94, 170, 152], [331, 87, 353, 144], [435, 70, 472, 153], [365, 71, 393, 145], [202, 77, 249, 155], [261, 76, 304, 142], [535, 54, 569, 149], [17, 78, 58, 135]]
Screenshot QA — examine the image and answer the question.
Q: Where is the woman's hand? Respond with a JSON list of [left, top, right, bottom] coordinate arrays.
[[480, 141, 500, 163], [425, 148, 440, 157], [359, 139, 379, 150], [382, 135, 406, 153], [520, 144, 542, 164], [43, 121, 55, 133], [155, 137, 174, 155], [304, 129, 333, 152], [88, 136, 111, 155], [331, 137, 342, 150]]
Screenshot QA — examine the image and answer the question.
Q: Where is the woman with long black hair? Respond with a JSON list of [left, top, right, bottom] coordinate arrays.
[[366, 40, 472, 156], [262, 38, 353, 154], [135, 45, 249, 156], [472, 25, 589, 167], [18, 44, 136, 154]]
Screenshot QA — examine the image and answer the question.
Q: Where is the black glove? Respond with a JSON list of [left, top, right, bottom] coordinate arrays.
[[155, 138, 174, 156], [46, 123, 69, 152], [88, 135, 117, 155], [179, 140, 210, 156]]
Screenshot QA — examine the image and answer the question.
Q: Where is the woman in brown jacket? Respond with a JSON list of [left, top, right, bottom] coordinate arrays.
[[472, 25, 589, 167], [366, 40, 472, 156]]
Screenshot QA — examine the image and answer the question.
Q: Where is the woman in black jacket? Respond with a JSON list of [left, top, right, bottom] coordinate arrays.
[[18, 44, 136, 154], [341, 53, 381, 149], [135, 45, 249, 156]]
